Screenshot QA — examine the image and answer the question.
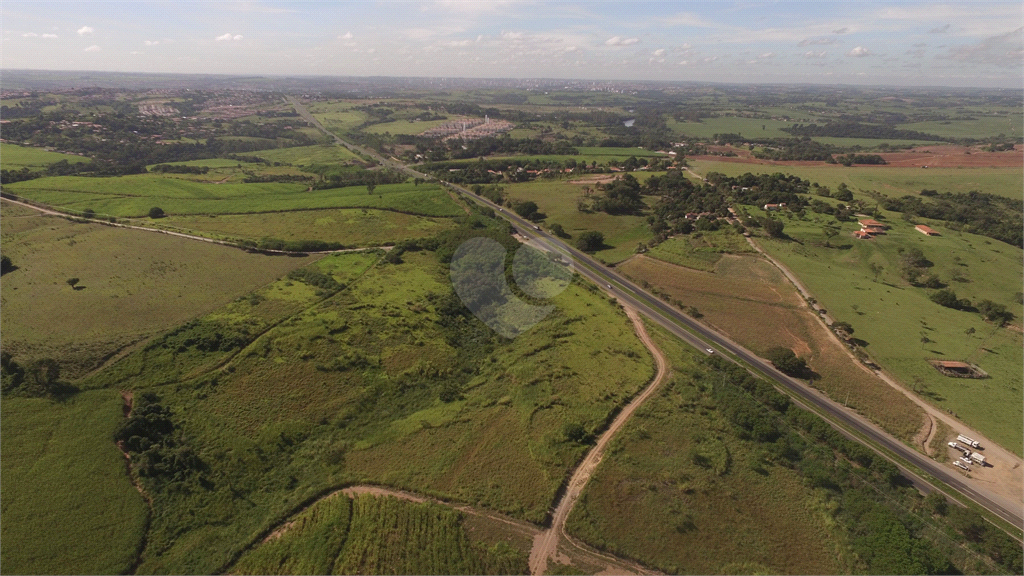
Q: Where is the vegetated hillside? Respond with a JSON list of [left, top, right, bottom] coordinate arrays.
[[49, 217, 652, 574], [0, 202, 318, 378], [567, 321, 1022, 575]]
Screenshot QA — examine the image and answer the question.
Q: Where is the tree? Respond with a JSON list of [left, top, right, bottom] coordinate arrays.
[[763, 217, 785, 238], [575, 230, 604, 252], [832, 321, 854, 337], [549, 223, 569, 238], [148, 206, 165, 219], [822, 224, 839, 247], [765, 347, 807, 377], [1, 255, 14, 275], [834, 183, 854, 202], [366, 183, 376, 195], [930, 288, 962, 309], [868, 262, 883, 282], [513, 200, 539, 220], [66, 277, 80, 289], [977, 300, 1013, 325]]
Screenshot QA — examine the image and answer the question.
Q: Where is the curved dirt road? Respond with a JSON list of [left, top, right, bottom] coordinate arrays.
[[529, 305, 669, 576]]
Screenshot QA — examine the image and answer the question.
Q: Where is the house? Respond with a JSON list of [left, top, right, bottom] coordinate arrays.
[[915, 224, 939, 236], [859, 219, 887, 235], [853, 230, 873, 239], [764, 203, 786, 211]]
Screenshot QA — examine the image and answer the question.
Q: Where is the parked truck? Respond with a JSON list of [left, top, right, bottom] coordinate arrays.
[[956, 434, 981, 449], [970, 452, 987, 466], [954, 460, 970, 471]]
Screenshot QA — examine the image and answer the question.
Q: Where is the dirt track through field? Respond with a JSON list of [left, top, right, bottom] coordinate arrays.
[[528, 305, 668, 576]]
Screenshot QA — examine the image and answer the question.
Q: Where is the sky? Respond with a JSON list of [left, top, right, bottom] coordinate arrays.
[[2, 1, 1022, 88]]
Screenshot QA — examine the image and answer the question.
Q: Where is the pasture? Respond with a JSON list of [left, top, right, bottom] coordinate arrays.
[[104, 241, 652, 572], [618, 253, 926, 442], [0, 142, 89, 169], [3, 176, 466, 218], [565, 322, 846, 575], [755, 211, 1023, 453], [0, 201, 318, 378], [249, 144, 361, 166], [162, 209, 458, 248], [0, 390, 149, 575]]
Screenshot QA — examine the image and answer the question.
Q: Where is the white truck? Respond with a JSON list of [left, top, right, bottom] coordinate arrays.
[[954, 460, 970, 471], [970, 452, 987, 466], [956, 434, 981, 449], [947, 441, 959, 449]]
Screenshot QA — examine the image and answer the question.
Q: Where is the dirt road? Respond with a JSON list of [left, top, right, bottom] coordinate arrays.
[[529, 305, 668, 576], [1, 197, 391, 255], [745, 235, 1024, 507]]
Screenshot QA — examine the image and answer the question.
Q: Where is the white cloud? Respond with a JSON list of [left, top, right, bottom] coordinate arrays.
[[847, 46, 871, 57], [605, 36, 639, 46], [22, 32, 37, 37], [832, 27, 850, 34], [929, 24, 951, 34], [340, 31, 353, 40], [77, 26, 94, 36], [941, 27, 1023, 68], [652, 48, 666, 57], [130, 51, 143, 55], [758, 52, 774, 59], [144, 40, 159, 46], [798, 37, 837, 47], [216, 33, 243, 41], [42, 33, 57, 39], [804, 50, 827, 58], [84, 45, 101, 52]]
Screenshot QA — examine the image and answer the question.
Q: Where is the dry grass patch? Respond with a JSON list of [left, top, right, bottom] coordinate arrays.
[[619, 254, 926, 442]]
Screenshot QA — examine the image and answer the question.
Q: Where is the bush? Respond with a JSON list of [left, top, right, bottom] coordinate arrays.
[[148, 206, 165, 219], [762, 217, 785, 238]]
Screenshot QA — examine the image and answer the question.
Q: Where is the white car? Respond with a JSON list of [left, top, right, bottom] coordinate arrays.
[[706, 348, 715, 354]]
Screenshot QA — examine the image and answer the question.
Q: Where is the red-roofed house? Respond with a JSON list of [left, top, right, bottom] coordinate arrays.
[[915, 224, 939, 236], [853, 230, 873, 240]]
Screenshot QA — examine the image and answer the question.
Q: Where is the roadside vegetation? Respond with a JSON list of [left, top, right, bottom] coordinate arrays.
[[567, 320, 1023, 575]]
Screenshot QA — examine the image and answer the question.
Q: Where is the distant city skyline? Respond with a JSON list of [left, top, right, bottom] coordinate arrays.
[[2, 1, 1021, 88]]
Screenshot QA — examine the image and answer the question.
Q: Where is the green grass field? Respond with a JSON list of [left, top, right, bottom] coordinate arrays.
[[4, 176, 466, 218], [645, 228, 755, 271], [898, 114, 1022, 140], [565, 321, 847, 575], [89, 235, 653, 573], [161, 209, 458, 247], [754, 210, 1023, 454], [0, 201, 319, 378], [688, 159, 1024, 200], [250, 144, 361, 166], [0, 142, 90, 169], [0, 389, 149, 575], [501, 179, 655, 263]]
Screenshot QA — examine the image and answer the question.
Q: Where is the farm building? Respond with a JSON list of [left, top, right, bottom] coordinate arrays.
[[763, 203, 786, 211], [852, 230, 873, 240], [929, 360, 988, 378], [915, 224, 940, 236], [858, 219, 887, 235]]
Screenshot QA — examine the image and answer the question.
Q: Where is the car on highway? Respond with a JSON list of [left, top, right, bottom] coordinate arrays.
[[606, 284, 612, 289], [533, 225, 540, 230], [706, 348, 715, 354]]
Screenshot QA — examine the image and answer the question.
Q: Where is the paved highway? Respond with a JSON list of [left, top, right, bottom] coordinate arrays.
[[288, 97, 1024, 531]]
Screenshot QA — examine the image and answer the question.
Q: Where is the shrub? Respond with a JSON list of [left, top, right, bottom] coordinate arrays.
[[148, 206, 165, 219], [764, 347, 807, 377]]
